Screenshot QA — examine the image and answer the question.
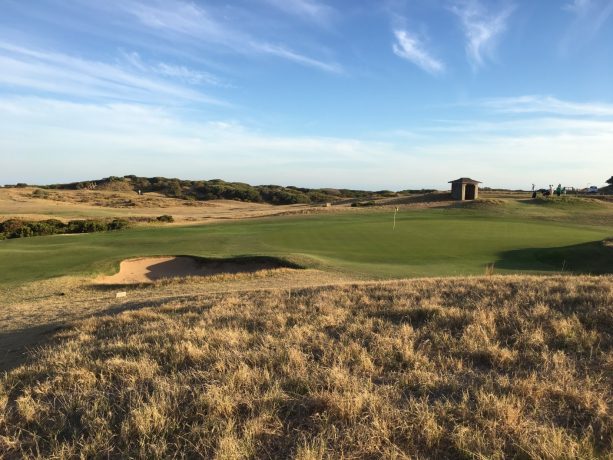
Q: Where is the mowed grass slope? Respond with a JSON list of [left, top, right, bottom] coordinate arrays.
[[1, 276, 612, 458], [0, 208, 611, 285]]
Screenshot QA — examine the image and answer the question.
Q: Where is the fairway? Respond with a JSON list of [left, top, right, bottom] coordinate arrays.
[[1, 209, 610, 285]]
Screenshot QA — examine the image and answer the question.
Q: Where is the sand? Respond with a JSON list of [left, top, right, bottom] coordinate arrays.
[[96, 256, 292, 285]]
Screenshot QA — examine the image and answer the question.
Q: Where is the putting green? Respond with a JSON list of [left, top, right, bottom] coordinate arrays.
[[0, 209, 611, 285]]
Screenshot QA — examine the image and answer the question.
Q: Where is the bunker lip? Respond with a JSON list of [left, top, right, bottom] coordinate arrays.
[[96, 255, 299, 285]]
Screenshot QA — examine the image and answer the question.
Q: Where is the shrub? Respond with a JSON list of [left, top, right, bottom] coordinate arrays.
[[28, 221, 62, 236], [10, 225, 34, 238], [0, 216, 131, 239], [31, 189, 49, 199], [67, 220, 107, 233], [0, 219, 27, 235], [351, 201, 376, 207], [107, 219, 130, 231], [156, 215, 174, 223]]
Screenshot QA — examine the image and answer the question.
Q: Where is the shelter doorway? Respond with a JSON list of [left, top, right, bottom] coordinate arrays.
[[465, 184, 476, 200]]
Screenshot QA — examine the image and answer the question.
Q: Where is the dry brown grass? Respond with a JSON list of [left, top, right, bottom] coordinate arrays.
[[0, 269, 352, 373], [1, 275, 612, 458]]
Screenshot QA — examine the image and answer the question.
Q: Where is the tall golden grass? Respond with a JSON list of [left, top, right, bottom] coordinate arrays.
[[1, 275, 612, 458]]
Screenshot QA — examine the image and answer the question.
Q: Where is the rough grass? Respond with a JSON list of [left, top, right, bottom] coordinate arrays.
[[525, 196, 607, 208], [1, 276, 612, 459]]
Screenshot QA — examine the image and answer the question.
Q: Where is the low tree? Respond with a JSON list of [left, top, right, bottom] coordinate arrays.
[[607, 176, 613, 185]]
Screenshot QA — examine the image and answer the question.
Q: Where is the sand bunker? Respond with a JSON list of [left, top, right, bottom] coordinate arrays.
[[97, 256, 295, 285]]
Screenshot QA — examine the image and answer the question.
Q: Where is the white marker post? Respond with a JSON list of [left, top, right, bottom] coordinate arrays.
[[393, 207, 399, 230]]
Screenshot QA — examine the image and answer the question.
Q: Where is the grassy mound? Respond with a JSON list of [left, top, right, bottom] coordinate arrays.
[[523, 196, 607, 209], [379, 191, 452, 206], [1, 276, 612, 458], [454, 198, 508, 209]]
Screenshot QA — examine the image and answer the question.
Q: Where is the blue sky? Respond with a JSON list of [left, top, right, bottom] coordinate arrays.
[[1, 0, 612, 190]]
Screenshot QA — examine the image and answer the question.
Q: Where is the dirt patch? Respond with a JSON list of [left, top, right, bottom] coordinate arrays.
[[97, 256, 298, 285]]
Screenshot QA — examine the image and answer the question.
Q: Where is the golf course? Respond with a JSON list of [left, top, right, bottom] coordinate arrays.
[[1, 189, 612, 459], [1, 203, 611, 286]]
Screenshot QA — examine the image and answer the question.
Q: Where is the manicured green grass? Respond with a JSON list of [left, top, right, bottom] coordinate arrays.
[[0, 208, 611, 285]]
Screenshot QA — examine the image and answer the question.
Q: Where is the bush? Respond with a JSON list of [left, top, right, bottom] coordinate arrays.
[[107, 219, 130, 231], [28, 221, 63, 236], [31, 189, 49, 199], [351, 201, 376, 207], [67, 220, 108, 234], [157, 215, 174, 223], [9, 225, 34, 238], [0, 219, 27, 236], [0, 218, 131, 240]]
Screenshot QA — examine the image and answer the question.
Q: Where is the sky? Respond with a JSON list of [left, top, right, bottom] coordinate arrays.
[[0, 0, 612, 190]]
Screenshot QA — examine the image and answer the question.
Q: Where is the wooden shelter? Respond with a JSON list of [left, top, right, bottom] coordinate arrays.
[[449, 178, 481, 201]]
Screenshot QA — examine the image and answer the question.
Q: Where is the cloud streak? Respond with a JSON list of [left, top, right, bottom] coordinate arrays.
[[392, 30, 445, 74], [0, 41, 224, 105], [449, 0, 515, 68], [561, 0, 613, 51], [120, 51, 228, 86], [263, 0, 335, 26], [482, 95, 613, 117], [122, 0, 342, 73]]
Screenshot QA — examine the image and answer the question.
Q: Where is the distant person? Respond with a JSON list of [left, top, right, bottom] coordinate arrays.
[[556, 184, 562, 197]]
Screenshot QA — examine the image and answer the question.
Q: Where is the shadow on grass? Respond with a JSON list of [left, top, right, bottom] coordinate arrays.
[[0, 293, 212, 373], [495, 240, 613, 275], [0, 324, 68, 374]]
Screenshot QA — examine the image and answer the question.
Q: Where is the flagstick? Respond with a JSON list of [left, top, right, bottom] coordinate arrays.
[[393, 207, 398, 230]]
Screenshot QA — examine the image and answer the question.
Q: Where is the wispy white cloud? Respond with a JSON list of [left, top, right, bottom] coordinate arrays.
[[561, 0, 613, 51], [564, 0, 613, 21], [0, 41, 224, 105], [123, 1, 227, 42], [564, 0, 594, 12], [482, 95, 613, 116], [253, 43, 342, 73], [449, 0, 515, 68], [122, 0, 342, 73], [392, 30, 445, 75], [120, 51, 227, 86], [263, 0, 334, 26]]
